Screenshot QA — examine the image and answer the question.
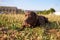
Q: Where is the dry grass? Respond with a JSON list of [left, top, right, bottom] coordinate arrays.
[[0, 14, 60, 40]]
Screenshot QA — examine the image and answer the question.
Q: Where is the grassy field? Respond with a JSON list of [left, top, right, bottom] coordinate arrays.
[[0, 14, 60, 40]]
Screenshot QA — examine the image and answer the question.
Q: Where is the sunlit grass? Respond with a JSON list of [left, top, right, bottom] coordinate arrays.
[[0, 14, 60, 40]]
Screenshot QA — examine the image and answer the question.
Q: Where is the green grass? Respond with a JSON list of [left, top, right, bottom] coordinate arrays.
[[0, 14, 60, 40]]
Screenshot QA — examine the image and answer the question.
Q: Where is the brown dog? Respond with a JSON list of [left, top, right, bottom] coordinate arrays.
[[22, 11, 49, 29]]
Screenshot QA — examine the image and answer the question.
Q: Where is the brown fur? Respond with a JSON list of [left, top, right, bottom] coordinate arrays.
[[36, 15, 49, 26]]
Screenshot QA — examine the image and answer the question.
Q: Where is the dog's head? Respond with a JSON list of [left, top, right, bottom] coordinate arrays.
[[24, 11, 37, 19]]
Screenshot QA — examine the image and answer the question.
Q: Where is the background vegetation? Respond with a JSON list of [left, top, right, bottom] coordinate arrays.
[[37, 8, 55, 15]]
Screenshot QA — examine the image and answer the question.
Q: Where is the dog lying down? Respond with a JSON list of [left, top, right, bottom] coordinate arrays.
[[22, 11, 49, 29]]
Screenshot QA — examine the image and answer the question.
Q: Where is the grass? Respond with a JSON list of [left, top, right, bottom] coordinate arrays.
[[0, 14, 60, 40]]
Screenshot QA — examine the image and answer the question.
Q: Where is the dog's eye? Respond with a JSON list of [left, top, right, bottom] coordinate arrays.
[[25, 15, 27, 17]]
